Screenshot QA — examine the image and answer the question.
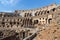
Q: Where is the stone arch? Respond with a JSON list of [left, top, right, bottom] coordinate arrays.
[[34, 20, 38, 24], [35, 11, 38, 16], [41, 11, 43, 15], [52, 8, 56, 12], [47, 10, 49, 13], [38, 11, 41, 15], [48, 18, 52, 24], [0, 31, 3, 38]]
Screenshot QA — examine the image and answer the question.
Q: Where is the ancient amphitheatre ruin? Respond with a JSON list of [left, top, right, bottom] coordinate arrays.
[[0, 4, 60, 40]]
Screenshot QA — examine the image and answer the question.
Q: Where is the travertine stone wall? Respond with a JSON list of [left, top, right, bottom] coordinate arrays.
[[0, 4, 60, 40]]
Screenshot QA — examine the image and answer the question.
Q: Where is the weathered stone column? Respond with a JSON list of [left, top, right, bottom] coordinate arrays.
[[46, 18, 48, 24]]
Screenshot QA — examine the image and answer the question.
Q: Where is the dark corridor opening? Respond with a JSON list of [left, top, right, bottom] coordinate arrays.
[[48, 18, 52, 24], [23, 32, 25, 39]]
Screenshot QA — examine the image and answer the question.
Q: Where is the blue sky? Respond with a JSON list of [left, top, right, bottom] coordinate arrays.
[[0, 0, 60, 12]]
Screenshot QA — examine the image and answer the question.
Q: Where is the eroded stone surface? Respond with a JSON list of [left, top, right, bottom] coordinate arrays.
[[0, 4, 60, 40]]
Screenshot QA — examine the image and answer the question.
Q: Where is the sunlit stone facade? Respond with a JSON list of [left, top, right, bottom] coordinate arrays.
[[0, 4, 60, 40]]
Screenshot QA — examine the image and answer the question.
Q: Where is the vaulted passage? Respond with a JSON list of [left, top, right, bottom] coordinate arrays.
[[22, 18, 33, 28], [23, 32, 25, 39], [0, 31, 3, 38], [48, 18, 52, 24]]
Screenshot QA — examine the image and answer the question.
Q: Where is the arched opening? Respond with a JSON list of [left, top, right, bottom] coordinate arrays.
[[10, 22, 12, 25], [2, 22, 5, 24], [0, 14, 2, 17], [22, 32, 25, 39], [35, 13, 37, 16], [7, 25, 9, 28], [14, 22, 16, 24], [52, 8, 55, 12], [41, 11, 43, 15], [47, 11, 49, 13], [34, 20, 38, 24], [48, 18, 52, 24], [17, 22, 19, 25], [0, 31, 3, 38], [24, 13, 27, 17], [29, 13, 32, 16]]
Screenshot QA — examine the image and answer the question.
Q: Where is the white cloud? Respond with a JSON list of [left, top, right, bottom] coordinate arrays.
[[0, 0, 19, 5], [3, 10, 13, 12], [0, 10, 13, 12]]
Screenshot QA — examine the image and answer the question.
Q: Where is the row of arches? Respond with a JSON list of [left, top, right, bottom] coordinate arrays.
[[23, 8, 56, 17], [33, 18, 52, 25], [34, 8, 56, 16], [0, 13, 21, 17], [0, 18, 22, 22], [21, 18, 34, 28], [0, 8, 56, 18]]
